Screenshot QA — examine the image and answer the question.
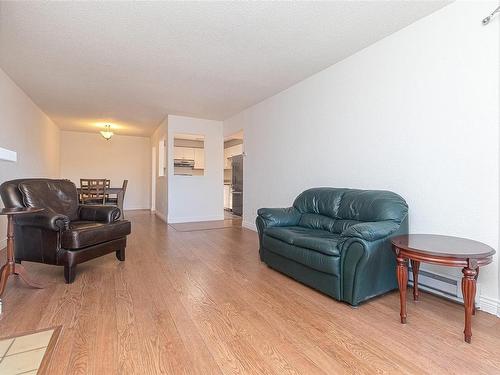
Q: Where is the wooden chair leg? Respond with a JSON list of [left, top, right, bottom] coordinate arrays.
[[64, 265, 77, 284], [116, 248, 125, 261]]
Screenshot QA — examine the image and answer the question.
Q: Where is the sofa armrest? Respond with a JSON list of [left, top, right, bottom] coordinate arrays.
[[339, 217, 408, 305], [78, 205, 120, 223], [339, 237, 397, 305], [341, 220, 401, 242], [256, 207, 301, 228], [15, 210, 69, 231], [256, 207, 301, 256]]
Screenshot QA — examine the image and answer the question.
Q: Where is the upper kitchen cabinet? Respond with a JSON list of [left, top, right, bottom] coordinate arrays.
[[224, 143, 243, 169], [194, 148, 204, 169], [173, 134, 205, 176]]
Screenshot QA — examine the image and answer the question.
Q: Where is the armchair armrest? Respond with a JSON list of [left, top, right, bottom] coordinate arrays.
[[78, 205, 121, 223], [15, 210, 69, 231], [341, 220, 400, 242], [256, 207, 301, 228]]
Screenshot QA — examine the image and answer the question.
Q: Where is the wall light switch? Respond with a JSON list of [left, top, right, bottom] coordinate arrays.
[[0, 147, 17, 162]]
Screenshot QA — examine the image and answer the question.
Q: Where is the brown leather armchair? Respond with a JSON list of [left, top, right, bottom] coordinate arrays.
[[0, 179, 131, 283]]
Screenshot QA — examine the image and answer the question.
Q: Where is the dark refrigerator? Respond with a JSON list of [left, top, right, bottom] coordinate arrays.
[[231, 154, 243, 216]]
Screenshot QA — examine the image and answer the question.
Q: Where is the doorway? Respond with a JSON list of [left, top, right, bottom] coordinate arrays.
[[223, 130, 244, 219]]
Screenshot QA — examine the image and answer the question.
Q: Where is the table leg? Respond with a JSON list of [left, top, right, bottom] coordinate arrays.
[[0, 215, 44, 302], [0, 264, 10, 297], [14, 264, 44, 289], [462, 265, 477, 343], [410, 260, 420, 301], [473, 267, 479, 315], [397, 256, 408, 324], [0, 215, 15, 299]]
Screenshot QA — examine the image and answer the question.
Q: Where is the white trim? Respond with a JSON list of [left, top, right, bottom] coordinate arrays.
[[407, 266, 499, 318], [242, 220, 257, 231], [479, 295, 500, 317], [0, 237, 6, 251], [0, 147, 17, 162], [167, 215, 224, 223], [155, 211, 168, 222]]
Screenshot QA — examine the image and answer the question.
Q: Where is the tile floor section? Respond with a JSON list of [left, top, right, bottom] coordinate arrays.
[[0, 328, 55, 374]]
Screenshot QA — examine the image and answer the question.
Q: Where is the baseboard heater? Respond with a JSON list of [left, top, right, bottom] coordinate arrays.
[[408, 266, 480, 306]]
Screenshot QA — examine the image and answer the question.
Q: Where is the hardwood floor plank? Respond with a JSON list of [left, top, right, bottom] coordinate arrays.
[[0, 210, 499, 374]]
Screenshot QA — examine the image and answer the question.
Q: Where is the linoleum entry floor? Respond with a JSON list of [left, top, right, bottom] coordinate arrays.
[[169, 218, 241, 232], [0, 327, 60, 375], [0, 210, 499, 374]]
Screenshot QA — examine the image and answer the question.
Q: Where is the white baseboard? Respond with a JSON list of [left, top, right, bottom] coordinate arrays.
[[479, 295, 500, 317], [154, 211, 167, 222], [242, 220, 257, 231], [167, 215, 224, 223], [408, 267, 499, 318]]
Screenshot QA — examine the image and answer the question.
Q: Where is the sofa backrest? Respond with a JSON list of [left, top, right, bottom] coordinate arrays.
[[293, 188, 408, 233], [1, 179, 80, 221]]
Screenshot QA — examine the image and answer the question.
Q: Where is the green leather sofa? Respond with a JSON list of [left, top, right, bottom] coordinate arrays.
[[256, 188, 408, 306]]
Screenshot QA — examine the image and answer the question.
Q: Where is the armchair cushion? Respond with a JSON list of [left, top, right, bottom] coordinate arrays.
[[61, 220, 131, 249], [78, 205, 120, 223], [18, 180, 80, 221]]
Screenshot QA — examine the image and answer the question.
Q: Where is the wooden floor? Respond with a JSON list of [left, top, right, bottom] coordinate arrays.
[[0, 210, 499, 374]]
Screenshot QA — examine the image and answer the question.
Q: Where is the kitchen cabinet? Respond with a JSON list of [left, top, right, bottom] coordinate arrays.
[[174, 146, 195, 160], [224, 185, 231, 209], [224, 144, 243, 169], [194, 148, 204, 169]]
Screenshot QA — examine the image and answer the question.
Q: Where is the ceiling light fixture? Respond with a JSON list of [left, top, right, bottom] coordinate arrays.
[[100, 124, 114, 140]]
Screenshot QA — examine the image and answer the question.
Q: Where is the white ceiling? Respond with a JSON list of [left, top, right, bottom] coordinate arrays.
[[0, 1, 450, 136]]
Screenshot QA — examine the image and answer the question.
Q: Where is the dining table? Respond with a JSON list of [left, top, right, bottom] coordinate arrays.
[[76, 186, 126, 219]]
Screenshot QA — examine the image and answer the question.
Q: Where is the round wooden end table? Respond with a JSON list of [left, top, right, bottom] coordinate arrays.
[[391, 234, 495, 344], [0, 207, 45, 314]]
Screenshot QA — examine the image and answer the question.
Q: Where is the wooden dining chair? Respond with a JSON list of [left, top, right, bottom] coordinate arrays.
[[105, 180, 128, 218], [105, 180, 126, 203], [80, 178, 107, 205]]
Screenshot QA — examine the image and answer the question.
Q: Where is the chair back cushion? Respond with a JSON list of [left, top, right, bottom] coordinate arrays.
[[0, 178, 53, 208], [293, 188, 407, 233], [18, 179, 80, 221]]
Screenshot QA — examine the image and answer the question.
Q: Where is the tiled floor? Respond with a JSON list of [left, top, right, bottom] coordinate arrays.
[[224, 210, 241, 220], [169, 217, 242, 232], [0, 328, 57, 375]]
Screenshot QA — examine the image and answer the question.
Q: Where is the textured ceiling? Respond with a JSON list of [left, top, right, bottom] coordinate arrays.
[[0, 1, 450, 136]]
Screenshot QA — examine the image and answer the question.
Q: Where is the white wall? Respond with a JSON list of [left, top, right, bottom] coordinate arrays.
[[224, 2, 500, 309], [0, 68, 60, 247], [60, 131, 151, 210], [168, 115, 224, 222], [151, 117, 168, 221]]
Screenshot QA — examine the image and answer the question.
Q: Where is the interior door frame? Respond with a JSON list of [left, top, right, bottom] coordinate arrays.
[[151, 146, 156, 211]]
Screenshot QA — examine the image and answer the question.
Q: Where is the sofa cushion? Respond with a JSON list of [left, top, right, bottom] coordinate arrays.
[[298, 213, 335, 232], [337, 190, 408, 223], [262, 235, 340, 275], [265, 226, 340, 256], [299, 213, 361, 234], [61, 220, 131, 249], [18, 180, 80, 221], [293, 188, 346, 218], [292, 188, 408, 224]]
